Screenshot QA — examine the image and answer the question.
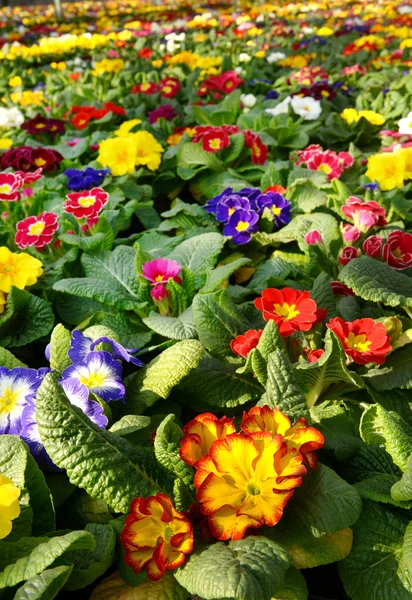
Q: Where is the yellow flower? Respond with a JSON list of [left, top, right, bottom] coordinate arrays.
[[129, 131, 164, 171], [341, 108, 360, 124], [397, 147, 412, 180], [0, 291, 6, 314], [194, 33, 207, 42], [114, 119, 142, 137], [365, 152, 405, 191], [167, 51, 199, 69], [151, 59, 163, 68], [0, 139, 12, 150], [0, 247, 43, 293], [0, 474, 20, 540], [255, 50, 265, 58], [358, 110, 385, 125], [92, 58, 125, 76], [317, 26, 334, 36], [10, 90, 45, 107], [8, 76, 22, 88], [98, 136, 138, 176]]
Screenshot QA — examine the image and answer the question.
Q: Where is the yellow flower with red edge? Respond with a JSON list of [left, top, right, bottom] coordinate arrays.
[[179, 413, 236, 466], [120, 493, 194, 581], [0, 247, 43, 293], [0, 473, 20, 540]]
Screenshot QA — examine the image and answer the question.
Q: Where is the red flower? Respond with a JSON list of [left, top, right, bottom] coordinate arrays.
[[254, 288, 318, 337], [307, 349, 325, 362], [327, 317, 391, 365], [102, 101, 125, 116], [15, 168, 43, 186], [198, 70, 243, 97], [331, 281, 355, 297], [69, 72, 81, 82], [131, 82, 159, 95], [138, 48, 153, 59], [382, 231, 412, 269], [15, 212, 58, 250], [363, 235, 383, 258], [0, 172, 23, 202], [338, 151, 354, 169], [71, 112, 91, 130], [160, 77, 181, 98], [202, 130, 230, 153], [244, 131, 268, 165], [306, 150, 343, 181], [264, 184, 287, 194], [180, 413, 236, 467], [339, 246, 360, 265], [1, 147, 63, 173], [64, 187, 109, 222], [231, 329, 263, 358]]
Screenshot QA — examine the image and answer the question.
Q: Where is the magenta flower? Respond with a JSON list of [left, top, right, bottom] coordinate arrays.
[[141, 258, 181, 286], [304, 229, 323, 245]]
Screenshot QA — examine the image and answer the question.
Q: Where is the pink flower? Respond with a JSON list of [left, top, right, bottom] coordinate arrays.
[[340, 64, 366, 76], [23, 188, 34, 198], [141, 258, 181, 286], [341, 196, 386, 232], [151, 283, 167, 300], [363, 235, 383, 258], [338, 152, 354, 169], [15, 168, 43, 185], [108, 50, 120, 58], [0, 172, 23, 202], [342, 225, 361, 243], [64, 187, 109, 222], [306, 151, 343, 180], [304, 229, 323, 245], [15, 212, 58, 249], [66, 138, 81, 147], [339, 246, 360, 265], [295, 144, 323, 165]]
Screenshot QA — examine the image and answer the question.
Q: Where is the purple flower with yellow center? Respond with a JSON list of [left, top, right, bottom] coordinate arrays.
[[21, 378, 107, 465], [223, 208, 259, 245], [215, 195, 251, 223], [0, 367, 43, 435], [204, 187, 234, 215], [68, 330, 144, 367], [61, 351, 124, 403], [255, 192, 291, 227]]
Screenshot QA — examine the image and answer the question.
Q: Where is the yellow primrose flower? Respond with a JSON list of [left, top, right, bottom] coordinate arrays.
[[167, 51, 199, 69], [365, 152, 405, 191], [316, 26, 334, 36], [255, 50, 265, 58], [10, 90, 45, 107], [8, 76, 22, 88], [92, 58, 125, 76], [98, 136, 138, 176], [194, 34, 207, 42], [358, 110, 385, 125], [151, 59, 163, 68], [0, 139, 12, 150], [114, 119, 142, 137], [50, 61, 66, 70], [0, 474, 20, 540], [129, 131, 164, 171], [341, 108, 360, 124], [0, 247, 43, 293], [0, 291, 6, 314], [397, 147, 412, 180]]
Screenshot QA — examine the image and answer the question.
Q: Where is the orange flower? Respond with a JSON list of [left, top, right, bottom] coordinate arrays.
[[327, 317, 392, 365], [120, 493, 193, 581], [194, 432, 306, 540], [180, 413, 236, 466], [241, 405, 324, 468], [254, 287, 318, 336]]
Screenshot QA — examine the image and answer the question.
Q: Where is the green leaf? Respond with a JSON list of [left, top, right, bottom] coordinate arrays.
[[288, 184, 327, 213], [154, 415, 194, 494], [0, 530, 95, 589], [271, 567, 308, 600], [125, 340, 204, 413], [64, 524, 116, 590], [201, 257, 251, 294], [36, 374, 173, 513], [260, 161, 284, 189], [0, 288, 54, 348], [177, 142, 223, 173], [310, 402, 361, 461], [339, 256, 412, 309], [294, 330, 364, 408], [90, 571, 188, 600], [109, 415, 151, 437], [168, 233, 225, 287], [259, 350, 309, 419], [175, 536, 290, 600], [192, 290, 251, 359], [0, 346, 26, 369], [177, 356, 263, 408], [310, 272, 337, 319], [24, 452, 55, 536], [290, 464, 362, 538], [48, 324, 71, 375], [339, 501, 412, 600], [13, 565, 73, 600], [143, 310, 197, 341], [365, 345, 412, 391], [256, 320, 283, 361], [360, 404, 412, 471]]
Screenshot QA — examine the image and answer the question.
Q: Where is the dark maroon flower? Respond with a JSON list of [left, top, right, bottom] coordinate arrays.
[[339, 246, 360, 266], [0, 146, 63, 172], [148, 104, 176, 124], [21, 113, 65, 138]]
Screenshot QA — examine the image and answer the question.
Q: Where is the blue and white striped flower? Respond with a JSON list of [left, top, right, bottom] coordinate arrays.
[[61, 351, 125, 403], [0, 367, 43, 435]]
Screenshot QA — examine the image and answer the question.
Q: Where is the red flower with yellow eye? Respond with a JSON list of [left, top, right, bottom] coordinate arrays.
[[327, 317, 391, 365], [63, 187, 108, 222], [120, 493, 194, 581], [241, 405, 324, 468], [194, 432, 306, 541], [254, 288, 318, 336], [201, 130, 230, 153], [180, 413, 236, 466]]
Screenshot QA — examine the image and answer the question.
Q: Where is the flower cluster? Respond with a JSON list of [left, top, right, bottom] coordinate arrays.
[[97, 130, 164, 176], [198, 70, 243, 98], [64, 187, 109, 227], [21, 113, 65, 138], [294, 144, 354, 181], [68, 102, 125, 130], [0, 146, 63, 172], [131, 76, 181, 98]]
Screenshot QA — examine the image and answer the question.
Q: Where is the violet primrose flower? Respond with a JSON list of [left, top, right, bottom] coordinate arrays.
[[255, 192, 292, 226], [68, 330, 144, 367], [223, 209, 259, 244], [0, 367, 44, 435]]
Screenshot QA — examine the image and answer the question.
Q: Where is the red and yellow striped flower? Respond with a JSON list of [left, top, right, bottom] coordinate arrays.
[[241, 405, 324, 468], [120, 493, 194, 581], [179, 413, 236, 466], [194, 432, 306, 541]]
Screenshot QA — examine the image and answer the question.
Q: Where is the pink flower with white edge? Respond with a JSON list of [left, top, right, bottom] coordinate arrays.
[[306, 150, 343, 180], [141, 258, 181, 286], [342, 225, 361, 243], [295, 144, 323, 165], [0, 172, 23, 202], [304, 229, 323, 245], [338, 152, 354, 169], [341, 196, 386, 232], [339, 246, 360, 265], [15, 168, 43, 185], [63, 187, 109, 222], [15, 212, 58, 249]]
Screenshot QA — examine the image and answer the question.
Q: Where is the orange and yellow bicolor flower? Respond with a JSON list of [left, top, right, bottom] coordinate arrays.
[[179, 413, 236, 466]]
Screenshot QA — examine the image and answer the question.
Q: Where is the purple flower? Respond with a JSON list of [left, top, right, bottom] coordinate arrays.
[[255, 192, 291, 227], [204, 187, 234, 215], [265, 90, 280, 100], [68, 330, 144, 367], [20, 378, 107, 466], [61, 351, 125, 403], [363, 182, 380, 191], [223, 209, 259, 244], [0, 367, 43, 435], [205, 187, 263, 220], [215, 195, 251, 223], [148, 104, 176, 124]]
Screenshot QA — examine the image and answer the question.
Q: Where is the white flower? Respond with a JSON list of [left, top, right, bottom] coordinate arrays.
[[398, 111, 412, 134], [291, 96, 322, 120], [0, 107, 24, 129], [266, 52, 286, 64], [398, 4, 412, 13], [239, 53, 252, 63], [234, 67, 246, 76], [265, 96, 291, 116], [240, 93, 257, 108]]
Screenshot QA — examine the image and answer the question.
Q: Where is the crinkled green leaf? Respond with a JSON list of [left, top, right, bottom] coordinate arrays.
[[143, 309, 197, 340], [48, 324, 71, 375], [13, 565, 73, 600], [392, 454, 412, 502], [109, 415, 151, 437], [271, 567, 308, 600], [90, 571, 188, 600], [201, 257, 251, 294], [0, 346, 26, 369], [365, 345, 412, 390], [168, 232, 225, 287], [310, 272, 337, 319], [310, 402, 361, 461], [0, 288, 54, 348]]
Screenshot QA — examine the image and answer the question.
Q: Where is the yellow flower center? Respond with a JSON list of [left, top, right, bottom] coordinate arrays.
[[272, 205, 281, 216], [0, 387, 18, 415], [163, 85, 172, 94], [228, 207, 235, 216], [209, 138, 222, 150], [235, 221, 249, 232], [35, 123, 46, 129], [393, 247, 404, 259], [140, 83, 151, 91], [0, 263, 14, 274], [78, 196, 96, 208], [273, 302, 299, 320], [78, 372, 105, 388], [0, 184, 11, 194], [247, 482, 261, 496], [345, 332, 371, 352], [253, 145, 261, 156], [155, 274, 164, 282], [28, 221, 45, 236], [321, 90, 330, 97], [34, 158, 46, 167], [317, 163, 332, 174]]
